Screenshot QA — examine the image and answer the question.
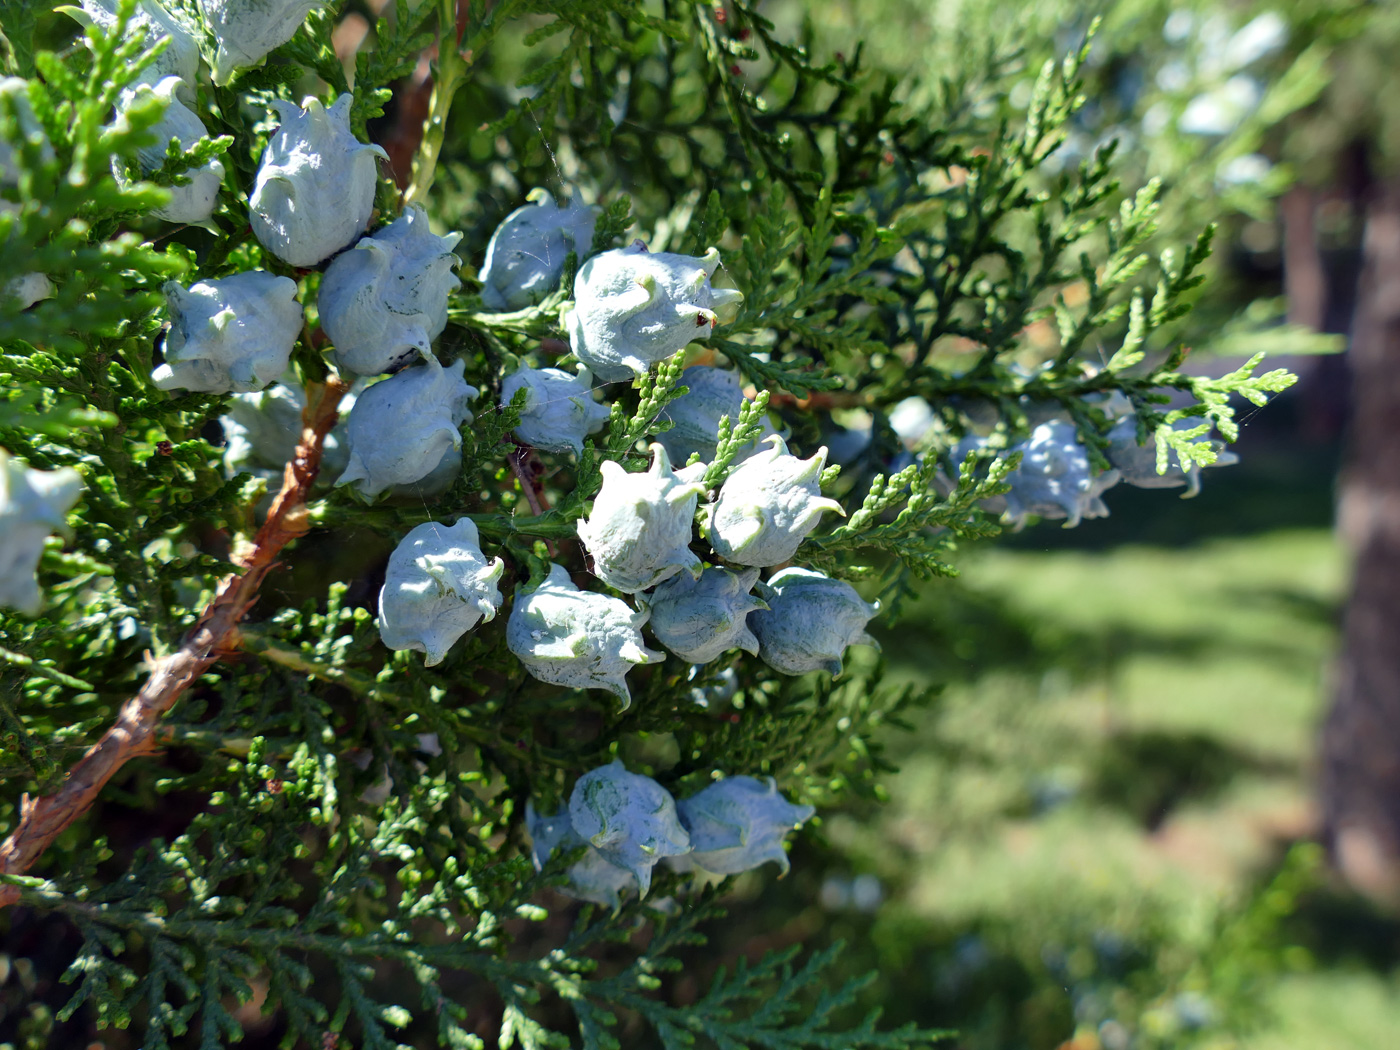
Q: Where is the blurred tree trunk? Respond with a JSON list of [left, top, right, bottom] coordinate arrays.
[[1283, 186, 1325, 330], [1322, 179, 1400, 902]]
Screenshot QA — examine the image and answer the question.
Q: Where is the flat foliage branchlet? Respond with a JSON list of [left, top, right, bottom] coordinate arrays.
[[0, 2, 1293, 1047]]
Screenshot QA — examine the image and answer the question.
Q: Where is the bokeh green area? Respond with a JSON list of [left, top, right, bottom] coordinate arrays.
[[702, 422, 1394, 1049]]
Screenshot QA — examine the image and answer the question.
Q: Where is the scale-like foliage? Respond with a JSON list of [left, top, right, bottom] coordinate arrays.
[[0, 1, 1295, 1047]]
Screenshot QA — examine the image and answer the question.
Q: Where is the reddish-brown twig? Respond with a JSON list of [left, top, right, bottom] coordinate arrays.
[[507, 444, 558, 558], [506, 445, 554, 554], [0, 378, 349, 909], [507, 444, 549, 518]]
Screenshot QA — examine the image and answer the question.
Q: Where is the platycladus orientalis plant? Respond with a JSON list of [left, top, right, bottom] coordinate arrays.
[[0, 1, 1299, 1047]]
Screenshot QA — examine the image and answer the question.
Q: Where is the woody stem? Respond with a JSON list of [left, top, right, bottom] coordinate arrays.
[[0, 378, 349, 908]]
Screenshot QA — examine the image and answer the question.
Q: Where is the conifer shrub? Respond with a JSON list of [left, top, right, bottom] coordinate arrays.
[[0, 1, 1295, 1046]]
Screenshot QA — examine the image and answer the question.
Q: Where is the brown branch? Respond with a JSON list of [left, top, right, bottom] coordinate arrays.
[[0, 377, 349, 909], [507, 444, 558, 558], [376, 55, 435, 190], [507, 444, 549, 518]]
